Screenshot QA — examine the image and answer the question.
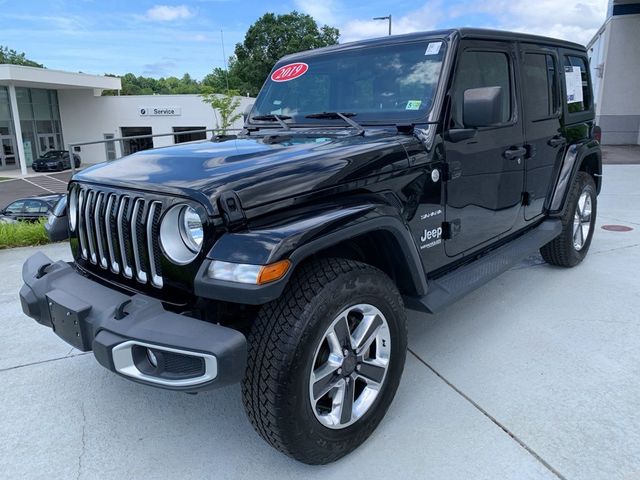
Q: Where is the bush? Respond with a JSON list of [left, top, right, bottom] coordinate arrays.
[[0, 219, 49, 249]]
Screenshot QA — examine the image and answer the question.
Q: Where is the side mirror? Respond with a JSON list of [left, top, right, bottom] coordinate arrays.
[[242, 103, 254, 122], [463, 86, 504, 128]]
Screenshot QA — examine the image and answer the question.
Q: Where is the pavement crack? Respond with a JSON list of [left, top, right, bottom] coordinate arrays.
[[408, 348, 568, 480], [76, 401, 87, 480], [0, 352, 90, 374], [593, 242, 640, 255]]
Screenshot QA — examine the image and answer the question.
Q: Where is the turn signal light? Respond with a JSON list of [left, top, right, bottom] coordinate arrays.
[[257, 260, 291, 285]]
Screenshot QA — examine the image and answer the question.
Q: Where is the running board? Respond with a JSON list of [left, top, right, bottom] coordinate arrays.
[[405, 219, 562, 314]]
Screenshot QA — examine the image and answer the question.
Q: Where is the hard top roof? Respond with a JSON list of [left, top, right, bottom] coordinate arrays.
[[279, 28, 586, 62]]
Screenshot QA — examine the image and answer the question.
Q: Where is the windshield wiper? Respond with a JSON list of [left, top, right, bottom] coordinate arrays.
[[250, 114, 291, 130], [304, 112, 364, 135]]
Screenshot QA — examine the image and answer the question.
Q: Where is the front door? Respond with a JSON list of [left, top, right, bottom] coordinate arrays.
[[37, 134, 58, 157], [443, 41, 525, 257], [520, 46, 564, 220], [0, 135, 17, 168]]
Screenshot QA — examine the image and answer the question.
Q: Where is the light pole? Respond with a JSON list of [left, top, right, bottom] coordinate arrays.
[[373, 15, 392, 36]]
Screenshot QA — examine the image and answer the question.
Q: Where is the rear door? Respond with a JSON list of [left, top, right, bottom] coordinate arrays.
[[520, 45, 564, 220], [444, 40, 525, 257]]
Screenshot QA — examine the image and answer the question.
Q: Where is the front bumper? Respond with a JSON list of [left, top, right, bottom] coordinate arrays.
[[19, 252, 247, 392]]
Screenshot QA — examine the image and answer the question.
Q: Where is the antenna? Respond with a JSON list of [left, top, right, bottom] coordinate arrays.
[[221, 29, 230, 93]]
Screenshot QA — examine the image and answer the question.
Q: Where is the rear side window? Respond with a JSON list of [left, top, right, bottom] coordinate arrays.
[[452, 50, 512, 127], [24, 200, 48, 214], [523, 53, 559, 120], [563, 55, 591, 113]]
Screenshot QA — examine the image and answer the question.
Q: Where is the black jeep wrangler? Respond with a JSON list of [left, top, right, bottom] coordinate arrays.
[[20, 28, 601, 464]]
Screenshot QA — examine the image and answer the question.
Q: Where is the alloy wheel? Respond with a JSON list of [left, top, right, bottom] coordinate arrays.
[[309, 303, 391, 429], [573, 189, 592, 251]]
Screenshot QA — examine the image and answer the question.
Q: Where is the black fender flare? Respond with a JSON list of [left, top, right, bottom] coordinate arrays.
[[548, 140, 601, 215], [194, 201, 428, 304]]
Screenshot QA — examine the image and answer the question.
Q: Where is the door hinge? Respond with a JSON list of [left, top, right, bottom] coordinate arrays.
[[443, 161, 462, 181], [218, 191, 245, 226], [441, 219, 461, 240]]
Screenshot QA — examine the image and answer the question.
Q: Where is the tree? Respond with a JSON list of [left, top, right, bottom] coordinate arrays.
[[229, 11, 339, 96], [200, 89, 243, 134], [0, 46, 43, 67]]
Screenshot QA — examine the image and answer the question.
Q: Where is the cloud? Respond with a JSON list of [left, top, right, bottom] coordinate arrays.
[[144, 5, 194, 22], [295, 0, 607, 46], [293, 0, 341, 26]]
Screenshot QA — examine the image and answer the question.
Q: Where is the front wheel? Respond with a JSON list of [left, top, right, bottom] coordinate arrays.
[[242, 258, 407, 464], [541, 171, 597, 267]]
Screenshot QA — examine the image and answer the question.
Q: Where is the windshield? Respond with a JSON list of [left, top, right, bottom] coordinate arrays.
[[43, 151, 65, 158], [252, 40, 447, 125]]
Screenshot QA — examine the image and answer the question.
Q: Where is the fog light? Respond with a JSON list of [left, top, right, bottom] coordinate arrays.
[[147, 348, 158, 368]]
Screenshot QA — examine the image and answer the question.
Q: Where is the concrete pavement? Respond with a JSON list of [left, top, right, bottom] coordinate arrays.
[[1, 165, 639, 479]]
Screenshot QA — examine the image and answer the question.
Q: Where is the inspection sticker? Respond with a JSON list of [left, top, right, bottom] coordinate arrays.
[[425, 42, 442, 55], [406, 100, 422, 110]]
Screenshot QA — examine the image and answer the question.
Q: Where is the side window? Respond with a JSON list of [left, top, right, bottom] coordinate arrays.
[[523, 53, 559, 120], [563, 55, 592, 113], [24, 200, 45, 214], [451, 50, 512, 128], [5, 200, 25, 214]]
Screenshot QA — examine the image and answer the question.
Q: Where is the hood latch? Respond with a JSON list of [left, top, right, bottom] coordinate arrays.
[[218, 191, 246, 226]]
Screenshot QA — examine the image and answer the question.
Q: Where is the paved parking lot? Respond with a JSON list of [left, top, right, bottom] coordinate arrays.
[[1, 164, 639, 480]]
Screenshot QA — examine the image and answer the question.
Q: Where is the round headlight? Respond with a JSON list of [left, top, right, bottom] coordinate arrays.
[[160, 204, 204, 264], [179, 206, 203, 253], [68, 189, 77, 231]]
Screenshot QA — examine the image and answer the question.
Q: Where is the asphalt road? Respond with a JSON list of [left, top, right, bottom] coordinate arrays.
[[1, 165, 639, 479], [0, 171, 72, 208]]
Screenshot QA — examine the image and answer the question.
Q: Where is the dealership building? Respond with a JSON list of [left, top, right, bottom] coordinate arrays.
[[587, 0, 640, 144], [0, 65, 252, 176]]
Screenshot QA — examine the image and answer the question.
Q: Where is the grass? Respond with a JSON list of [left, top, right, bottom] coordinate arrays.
[[0, 219, 49, 249], [0, 176, 12, 181]]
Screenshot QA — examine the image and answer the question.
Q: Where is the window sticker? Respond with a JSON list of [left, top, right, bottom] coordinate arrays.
[[425, 42, 442, 56], [271, 62, 309, 82], [564, 66, 583, 104], [406, 100, 422, 110]]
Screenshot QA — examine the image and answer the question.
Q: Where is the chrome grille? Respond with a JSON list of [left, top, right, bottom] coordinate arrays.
[[70, 186, 164, 288]]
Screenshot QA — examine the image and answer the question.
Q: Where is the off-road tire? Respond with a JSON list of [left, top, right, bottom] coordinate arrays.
[[241, 258, 407, 464], [541, 171, 597, 267]]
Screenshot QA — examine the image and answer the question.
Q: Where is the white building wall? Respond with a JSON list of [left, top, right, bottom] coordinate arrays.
[[58, 91, 253, 165], [587, 12, 640, 144]]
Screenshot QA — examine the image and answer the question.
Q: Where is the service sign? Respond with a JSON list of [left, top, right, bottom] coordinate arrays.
[[139, 106, 182, 116], [270, 62, 308, 82]]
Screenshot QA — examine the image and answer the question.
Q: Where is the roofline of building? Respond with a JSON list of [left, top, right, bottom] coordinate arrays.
[[0, 64, 121, 90]]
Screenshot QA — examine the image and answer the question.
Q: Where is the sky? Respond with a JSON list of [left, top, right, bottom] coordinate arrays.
[[0, 0, 609, 80]]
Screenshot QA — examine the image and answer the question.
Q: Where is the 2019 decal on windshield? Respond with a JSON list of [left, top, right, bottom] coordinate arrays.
[[271, 63, 309, 82]]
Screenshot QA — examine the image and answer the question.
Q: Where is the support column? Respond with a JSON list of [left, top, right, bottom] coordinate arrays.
[[7, 83, 27, 176]]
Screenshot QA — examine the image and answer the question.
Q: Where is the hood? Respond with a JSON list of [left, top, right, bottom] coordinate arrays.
[[75, 133, 409, 212]]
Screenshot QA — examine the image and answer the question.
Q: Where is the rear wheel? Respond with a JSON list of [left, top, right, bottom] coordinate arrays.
[[242, 258, 407, 464], [541, 172, 597, 267]]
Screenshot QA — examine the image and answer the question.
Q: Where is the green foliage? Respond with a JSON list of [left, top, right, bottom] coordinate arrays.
[[0, 219, 49, 249], [0, 46, 43, 68], [102, 72, 203, 96], [200, 90, 243, 134], [230, 11, 340, 96]]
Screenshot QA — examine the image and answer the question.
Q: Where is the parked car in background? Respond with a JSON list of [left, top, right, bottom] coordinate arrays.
[[31, 150, 81, 172], [45, 196, 69, 241], [0, 215, 17, 224], [0, 194, 64, 222]]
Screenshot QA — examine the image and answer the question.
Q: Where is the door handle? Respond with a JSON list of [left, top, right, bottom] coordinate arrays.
[[503, 146, 527, 160], [547, 135, 566, 148]]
